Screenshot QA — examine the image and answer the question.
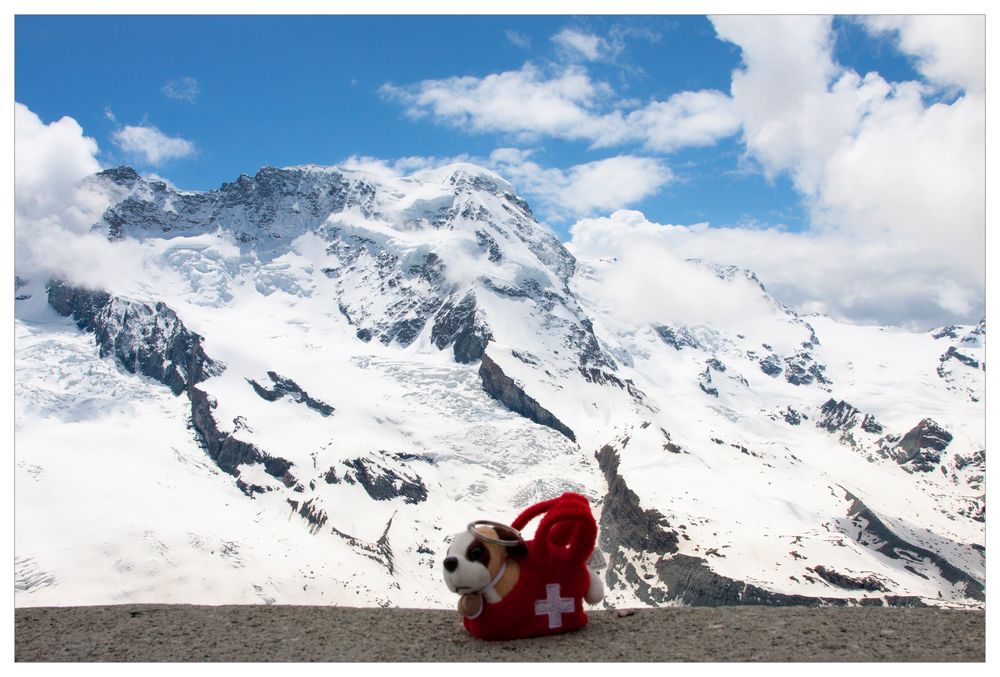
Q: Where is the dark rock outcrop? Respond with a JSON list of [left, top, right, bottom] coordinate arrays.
[[656, 554, 846, 607], [784, 350, 830, 386], [817, 399, 861, 433], [817, 398, 883, 441], [326, 454, 428, 505], [248, 371, 334, 416], [47, 280, 223, 396], [595, 443, 679, 605], [939, 346, 980, 370], [430, 292, 492, 363], [190, 387, 293, 481], [653, 325, 700, 351], [811, 565, 888, 592], [783, 407, 802, 425], [759, 354, 783, 377], [892, 419, 953, 472], [48, 280, 293, 489], [841, 489, 984, 602], [286, 498, 328, 534], [479, 353, 575, 442], [329, 515, 396, 576]]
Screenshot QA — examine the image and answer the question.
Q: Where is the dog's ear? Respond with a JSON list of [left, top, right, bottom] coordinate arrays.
[[506, 541, 528, 559], [495, 525, 528, 559]]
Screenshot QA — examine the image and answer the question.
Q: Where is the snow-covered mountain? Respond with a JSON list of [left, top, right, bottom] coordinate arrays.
[[14, 162, 985, 609]]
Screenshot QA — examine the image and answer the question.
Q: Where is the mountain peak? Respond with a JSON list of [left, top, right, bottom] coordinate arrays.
[[95, 165, 141, 187], [412, 162, 514, 194]]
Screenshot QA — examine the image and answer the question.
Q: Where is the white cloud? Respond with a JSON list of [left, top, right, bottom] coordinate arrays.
[[381, 63, 628, 146], [340, 153, 470, 178], [552, 28, 609, 61], [708, 15, 984, 314], [568, 210, 983, 330], [15, 103, 102, 232], [861, 16, 985, 94], [505, 30, 531, 50], [382, 62, 739, 152], [490, 149, 672, 220], [338, 149, 671, 223], [626, 89, 740, 152], [14, 103, 168, 293], [162, 76, 201, 102], [112, 124, 196, 166]]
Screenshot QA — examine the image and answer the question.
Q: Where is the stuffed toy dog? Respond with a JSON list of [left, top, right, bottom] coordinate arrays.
[[442, 492, 604, 640]]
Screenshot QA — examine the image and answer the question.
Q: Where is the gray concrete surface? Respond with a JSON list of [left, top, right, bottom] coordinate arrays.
[[15, 604, 984, 662]]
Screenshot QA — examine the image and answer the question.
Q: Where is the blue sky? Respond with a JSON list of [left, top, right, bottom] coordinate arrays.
[[16, 15, 920, 236], [14, 14, 986, 328]]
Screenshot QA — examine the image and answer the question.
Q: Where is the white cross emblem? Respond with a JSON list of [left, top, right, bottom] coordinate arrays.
[[535, 583, 575, 629]]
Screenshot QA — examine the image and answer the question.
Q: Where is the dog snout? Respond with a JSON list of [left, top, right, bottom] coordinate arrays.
[[443, 556, 458, 573]]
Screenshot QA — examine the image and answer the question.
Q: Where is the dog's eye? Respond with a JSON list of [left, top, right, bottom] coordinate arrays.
[[468, 545, 485, 560]]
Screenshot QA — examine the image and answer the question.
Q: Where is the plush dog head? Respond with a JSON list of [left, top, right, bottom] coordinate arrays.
[[442, 524, 527, 595]]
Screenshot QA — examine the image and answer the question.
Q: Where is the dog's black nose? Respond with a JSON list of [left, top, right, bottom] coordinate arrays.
[[443, 556, 458, 572]]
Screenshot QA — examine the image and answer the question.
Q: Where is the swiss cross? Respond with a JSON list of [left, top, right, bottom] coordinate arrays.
[[535, 583, 575, 629]]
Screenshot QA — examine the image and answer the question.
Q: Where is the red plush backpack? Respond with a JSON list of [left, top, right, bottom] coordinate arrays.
[[463, 492, 599, 641]]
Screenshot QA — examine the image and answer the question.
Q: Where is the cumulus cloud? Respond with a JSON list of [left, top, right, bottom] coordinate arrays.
[[705, 15, 984, 323], [489, 149, 672, 220], [15, 103, 102, 232], [381, 63, 628, 146], [861, 16, 985, 94], [568, 210, 982, 330], [626, 89, 740, 152], [111, 124, 196, 165], [14, 103, 171, 293], [381, 62, 739, 152], [339, 149, 671, 223], [161, 76, 201, 102]]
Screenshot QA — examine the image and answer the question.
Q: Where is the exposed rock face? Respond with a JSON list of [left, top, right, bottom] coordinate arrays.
[[759, 354, 783, 377], [817, 399, 861, 433], [655, 554, 859, 607], [330, 515, 396, 576], [939, 346, 980, 371], [892, 419, 953, 472], [327, 238, 453, 348], [698, 366, 719, 397], [248, 371, 334, 416], [783, 350, 830, 386], [655, 552, 926, 607], [190, 387, 293, 481], [653, 325, 700, 351], [811, 565, 888, 592], [99, 165, 356, 244], [430, 292, 492, 363], [47, 280, 223, 396], [841, 489, 984, 602], [593, 440, 915, 607], [325, 453, 428, 505], [48, 280, 293, 488], [286, 498, 328, 534], [816, 398, 884, 453], [595, 443, 678, 605], [478, 353, 575, 442]]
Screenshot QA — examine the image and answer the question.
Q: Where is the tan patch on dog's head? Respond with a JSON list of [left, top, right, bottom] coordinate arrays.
[[471, 526, 508, 578]]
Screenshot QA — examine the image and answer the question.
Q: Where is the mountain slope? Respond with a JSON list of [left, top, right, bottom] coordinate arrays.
[[14, 162, 985, 609]]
